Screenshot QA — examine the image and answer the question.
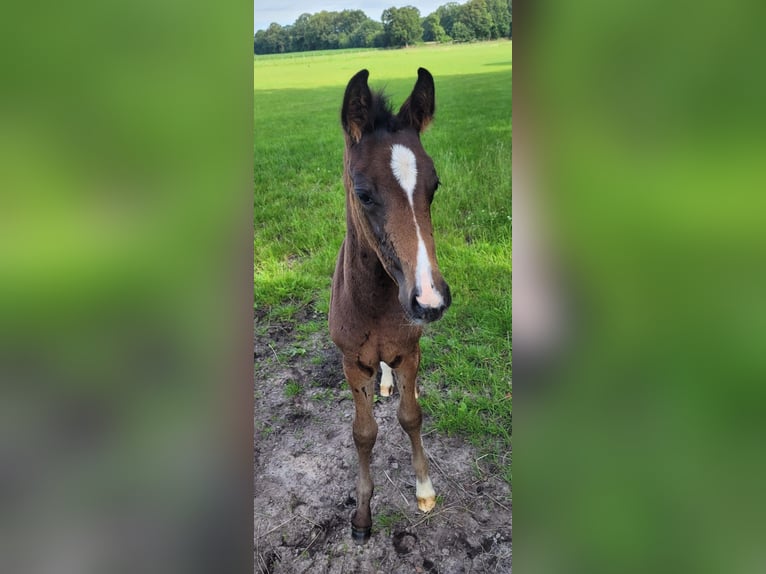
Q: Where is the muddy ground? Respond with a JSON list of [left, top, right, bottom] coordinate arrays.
[[254, 306, 512, 574]]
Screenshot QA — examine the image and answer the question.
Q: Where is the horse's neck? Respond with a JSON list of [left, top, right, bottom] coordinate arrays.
[[341, 217, 396, 303]]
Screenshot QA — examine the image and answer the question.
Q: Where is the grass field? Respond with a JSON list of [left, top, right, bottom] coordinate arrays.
[[254, 41, 512, 482]]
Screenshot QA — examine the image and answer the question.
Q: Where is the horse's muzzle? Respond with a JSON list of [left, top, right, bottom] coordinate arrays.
[[409, 282, 451, 323]]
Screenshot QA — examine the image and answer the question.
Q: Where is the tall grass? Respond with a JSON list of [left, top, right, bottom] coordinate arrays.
[[254, 41, 512, 482]]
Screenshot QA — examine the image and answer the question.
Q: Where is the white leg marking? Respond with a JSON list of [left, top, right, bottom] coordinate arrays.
[[416, 477, 436, 512], [380, 361, 393, 397]]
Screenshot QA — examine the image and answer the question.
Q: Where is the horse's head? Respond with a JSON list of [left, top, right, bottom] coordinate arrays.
[[341, 68, 451, 324]]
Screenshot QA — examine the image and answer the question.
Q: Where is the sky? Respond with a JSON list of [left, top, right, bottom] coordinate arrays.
[[254, 1, 449, 33]]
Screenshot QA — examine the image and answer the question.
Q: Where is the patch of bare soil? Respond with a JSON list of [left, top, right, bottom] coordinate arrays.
[[254, 306, 512, 574]]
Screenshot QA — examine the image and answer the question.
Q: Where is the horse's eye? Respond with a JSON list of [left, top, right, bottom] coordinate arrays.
[[355, 190, 374, 206]]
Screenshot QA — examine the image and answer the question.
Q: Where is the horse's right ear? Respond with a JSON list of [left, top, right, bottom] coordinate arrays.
[[342, 69, 372, 145]]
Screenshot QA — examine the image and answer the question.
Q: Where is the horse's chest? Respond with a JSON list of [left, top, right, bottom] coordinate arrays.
[[359, 327, 419, 369], [330, 307, 419, 365]]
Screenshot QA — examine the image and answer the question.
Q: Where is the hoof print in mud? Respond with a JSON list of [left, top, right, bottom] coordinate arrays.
[[392, 531, 418, 555]]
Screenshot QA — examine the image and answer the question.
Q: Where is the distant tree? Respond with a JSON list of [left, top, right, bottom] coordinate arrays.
[[253, 1, 509, 56], [336, 10, 368, 37], [508, 0, 512, 37], [450, 21, 474, 42], [290, 13, 312, 51], [434, 2, 463, 37], [382, 6, 423, 47], [422, 13, 449, 42], [487, 0, 511, 38], [280, 10, 375, 52], [373, 29, 389, 48], [349, 19, 385, 48], [254, 22, 290, 54], [304, 11, 338, 50], [254, 29, 265, 54], [459, 0, 493, 40], [282, 25, 294, 52]]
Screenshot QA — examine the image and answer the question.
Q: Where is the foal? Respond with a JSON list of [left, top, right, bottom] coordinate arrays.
[[329, 68, 451, 543]]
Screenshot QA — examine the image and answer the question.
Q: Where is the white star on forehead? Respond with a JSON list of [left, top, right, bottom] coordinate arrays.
[[390, 144, 418, 203]]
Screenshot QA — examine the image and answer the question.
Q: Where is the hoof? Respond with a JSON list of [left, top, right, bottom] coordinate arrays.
[[417, 495, 436, 513], [351, 525, 372, 544], [380, 385, 392, 397]]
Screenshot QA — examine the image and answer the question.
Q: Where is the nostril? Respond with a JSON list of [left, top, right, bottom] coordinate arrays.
[[443, 284, 452, 309], [410, 292, 425, 318], [409, 288, 449, 323], [423, 306, 442, 322]]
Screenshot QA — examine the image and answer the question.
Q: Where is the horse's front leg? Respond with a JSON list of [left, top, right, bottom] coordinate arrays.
[[395, 346, 436, 512], [343, 356, 378, 543]]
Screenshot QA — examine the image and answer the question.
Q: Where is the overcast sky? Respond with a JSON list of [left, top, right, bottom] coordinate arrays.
[[255, 1, 449, 33]]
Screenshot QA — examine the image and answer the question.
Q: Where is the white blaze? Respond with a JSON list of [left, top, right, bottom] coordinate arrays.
[[390, 144, 418, 200], [390, 144, 443, 309], [415, 229, 442, 307]]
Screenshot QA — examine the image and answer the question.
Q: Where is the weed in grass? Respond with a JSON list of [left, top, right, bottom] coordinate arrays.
[[287, 346, 307, 357], [311, 389, 334, 403], [374, 509, 406, 535], [268, 303, 299, 322], [284, 381, 302, 398], [296, 320, 322, 336], [278, 345, 307, 361]]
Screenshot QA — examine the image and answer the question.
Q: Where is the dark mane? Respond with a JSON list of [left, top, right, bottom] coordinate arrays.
[[370, 90, 401, 133]]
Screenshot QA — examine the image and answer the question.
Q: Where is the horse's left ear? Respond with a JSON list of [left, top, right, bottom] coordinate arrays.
[[398, 67, 435, 133]]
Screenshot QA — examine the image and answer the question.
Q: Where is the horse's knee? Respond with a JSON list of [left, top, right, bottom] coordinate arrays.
[[353, 420, 378, 448], [398, 406, 422, 434]]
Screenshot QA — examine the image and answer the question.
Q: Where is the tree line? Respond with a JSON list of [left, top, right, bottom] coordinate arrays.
[[254, 0, 511, 55]]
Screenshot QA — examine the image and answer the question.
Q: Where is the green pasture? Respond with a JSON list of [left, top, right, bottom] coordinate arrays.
[[254, 41, 512, 482]]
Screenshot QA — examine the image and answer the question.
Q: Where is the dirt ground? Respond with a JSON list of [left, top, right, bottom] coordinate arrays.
[[254, 306, 512, 574]]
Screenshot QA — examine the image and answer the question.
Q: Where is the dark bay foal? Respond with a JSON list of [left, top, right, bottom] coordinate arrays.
[[329, 68, 451, 543]]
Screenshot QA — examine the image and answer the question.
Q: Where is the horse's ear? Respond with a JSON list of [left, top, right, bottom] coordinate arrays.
[[342, 69, 372, 144], [398, 67, 435, 133]]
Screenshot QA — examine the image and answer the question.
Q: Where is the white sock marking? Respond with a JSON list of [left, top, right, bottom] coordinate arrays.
[[380, 361, 393, 397], [416, 477, 435, 500]]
